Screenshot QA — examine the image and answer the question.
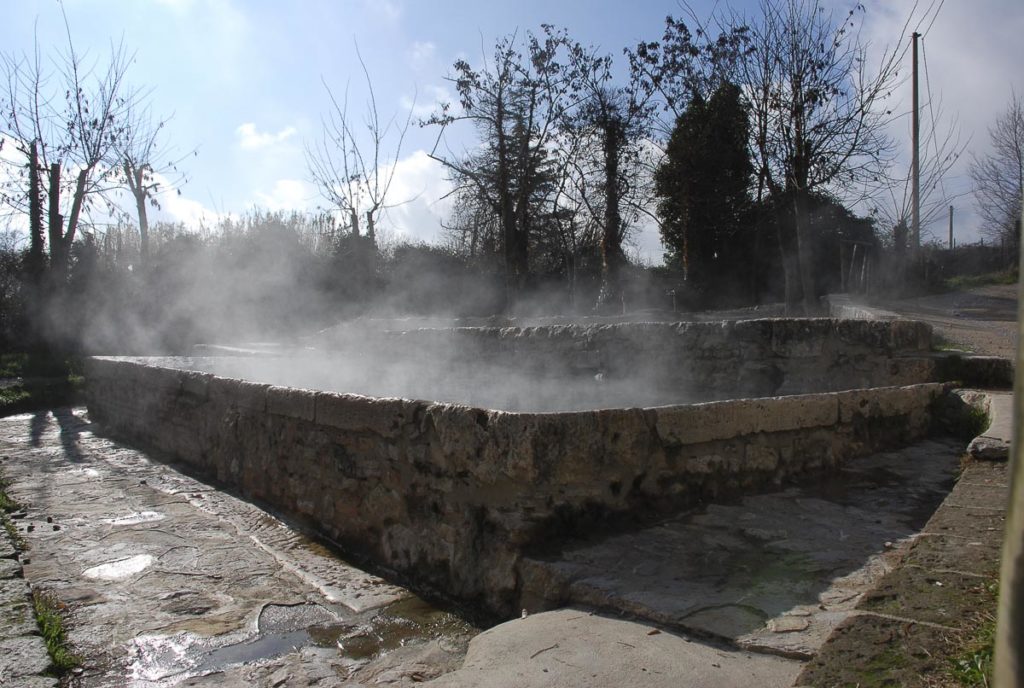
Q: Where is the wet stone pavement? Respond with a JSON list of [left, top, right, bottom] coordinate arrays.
[[0, 408, 477, 687], [0, 406, 978, 687]]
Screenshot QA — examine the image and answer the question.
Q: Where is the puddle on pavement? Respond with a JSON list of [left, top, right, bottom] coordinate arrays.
[[104, 511, 166, 526], [82, 554, 155, 580], [132, 596, 477, 682]]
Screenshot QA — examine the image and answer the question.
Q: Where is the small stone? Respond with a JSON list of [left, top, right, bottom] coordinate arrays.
[[26, 525, 34, 532], [52, 525, 60, 531], [139, 480, 147, 485], [46, 516, 53, 524], [21, 558, 29, 565], [768, 616, 811, 633]]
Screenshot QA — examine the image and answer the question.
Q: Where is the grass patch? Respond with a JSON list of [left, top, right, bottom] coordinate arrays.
[[933, 335, 971, 353], [0, 352, 85, 418], [943, 269, 1018, 291], [0, 469, 18, 509], [0, 471, 26, 550], [949, 610, 996, 687], [961, 405, 991, 440], [32, 590, 81, 675]]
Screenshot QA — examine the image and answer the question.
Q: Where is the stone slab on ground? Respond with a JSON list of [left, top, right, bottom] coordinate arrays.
[[0, 630, 55, 686], [520, 437, 963, 660], [425, 608, 803, 688], [0, 408, 476, 687]]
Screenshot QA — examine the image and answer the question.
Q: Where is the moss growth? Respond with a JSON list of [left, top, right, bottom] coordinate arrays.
[[962, 406, 991, 440], [0, 472, 26, 550], [949, 611, 995, 686], [32, 590, 81, 675], [0, 474, 17, 512]]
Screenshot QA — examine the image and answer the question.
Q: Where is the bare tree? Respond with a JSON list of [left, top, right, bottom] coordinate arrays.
[[0, 26, 136, 283], [307, 46, 412, 245], [114, 106, 193, 268], [970, 92, 1024, 250], [426, 26, 580, 308], [626, 12, 751, 139], [740, 0, 905, 313], [875, 99, 967, 251]]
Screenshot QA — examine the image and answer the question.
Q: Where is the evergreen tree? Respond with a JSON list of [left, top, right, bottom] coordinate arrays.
[[655, 82, 753, 305]]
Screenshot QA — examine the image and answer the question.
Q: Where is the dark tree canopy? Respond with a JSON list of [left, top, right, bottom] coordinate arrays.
[[655, 82, 753, 304]]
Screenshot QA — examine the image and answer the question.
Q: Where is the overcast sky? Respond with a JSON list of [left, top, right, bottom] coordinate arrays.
[[2, 0, 1022, 263]]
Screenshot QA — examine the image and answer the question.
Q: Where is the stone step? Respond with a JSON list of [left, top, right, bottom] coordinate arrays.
[[518, 437, 965, 660]]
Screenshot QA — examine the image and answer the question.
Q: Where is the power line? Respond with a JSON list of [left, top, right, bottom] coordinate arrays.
[[920, 0, 945, 37], [920, 36, 951, 223]]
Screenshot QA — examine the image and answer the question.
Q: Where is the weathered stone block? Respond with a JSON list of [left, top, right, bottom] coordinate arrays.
[[746, 395, 838, 434], [316, 392, 419, 437], [267, 385, 316, 420], [180, 371, 211, 399], [836, 383, 944, 424]]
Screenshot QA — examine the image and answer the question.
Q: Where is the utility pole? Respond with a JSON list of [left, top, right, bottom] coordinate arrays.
[[948, 205, 954, 249], [911, 32, 921, 257]]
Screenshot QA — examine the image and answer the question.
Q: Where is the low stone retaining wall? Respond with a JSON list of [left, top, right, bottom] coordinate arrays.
[[319, 318, 934, 402], [86, 356, 950, 618]]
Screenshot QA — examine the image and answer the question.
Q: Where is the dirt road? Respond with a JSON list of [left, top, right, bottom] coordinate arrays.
[[880, 283, 1019, 359]]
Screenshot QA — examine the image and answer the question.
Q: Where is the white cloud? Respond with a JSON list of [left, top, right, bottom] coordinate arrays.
[[253, 178, 314, 211], [156, 182, 225, 228], [235, 122, 298, 150], [377, 149, 452, 243]]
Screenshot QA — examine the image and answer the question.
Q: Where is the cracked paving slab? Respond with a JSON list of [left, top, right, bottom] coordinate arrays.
[[0, 408, 477, 687]]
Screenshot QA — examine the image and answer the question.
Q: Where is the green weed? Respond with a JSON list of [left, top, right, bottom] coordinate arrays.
[[32, 590, 82, 675], [949, 612, 995, 687]]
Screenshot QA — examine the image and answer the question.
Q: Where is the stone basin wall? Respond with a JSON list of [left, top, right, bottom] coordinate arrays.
[[85, 355, 949, 618], [322, 318, 935, 402]]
